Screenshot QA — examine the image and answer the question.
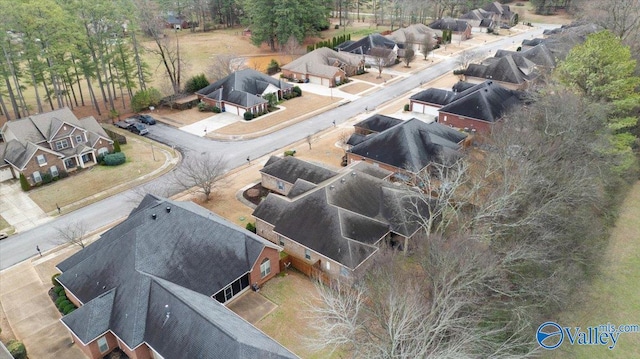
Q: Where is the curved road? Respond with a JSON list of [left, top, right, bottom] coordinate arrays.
[[0, 25, 554, 270]]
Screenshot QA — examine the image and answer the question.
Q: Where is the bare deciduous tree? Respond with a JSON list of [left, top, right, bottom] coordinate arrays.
[[173, 154, 227, 201], [207, 54, 244, 82], [283, 36, 302, 62], [370, 47, 389, 79], [55, 221, 89, 249], [403, 48, 415, 67], [456, 49, 480, 70], [420, 36, 435, 60]]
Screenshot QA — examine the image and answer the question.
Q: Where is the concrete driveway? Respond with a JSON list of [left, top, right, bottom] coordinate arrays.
[[180, 112, 241, 136], [0, 248, 85, 359], [0, 181, 50, 234]]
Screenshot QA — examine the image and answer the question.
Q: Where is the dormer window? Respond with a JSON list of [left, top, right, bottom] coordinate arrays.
[[76, 135, 84, 143], [55, 139, 69, 150]]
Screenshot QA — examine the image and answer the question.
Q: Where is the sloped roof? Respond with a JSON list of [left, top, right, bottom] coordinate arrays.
[[482, 1, 515, 22], [452, 81, 477, 93], [386, 24, 437, 44], [57, 195, 293, 358], [494, 43, 556, 69], [464, 55, 532, 84], [336, 33, 396, 55], [253, 166, 424, 269], [347, 161, 392, 179], [348, 118, 466, 173], [528, 22, 603, 61], [197, 69, 292, 108], [429, 18, 470, 32], [260, 156, 338, 185], [410, 88, 459, 106], [460, 8, 495, 22], [353, 114, 403, 133], [439, 80, 521, 123], [282, 48, 362, 78]]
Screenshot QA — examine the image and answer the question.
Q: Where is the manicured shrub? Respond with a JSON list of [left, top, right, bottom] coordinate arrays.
[[19, 173, 30, 191], [55, 296, 67, 306], [113, 140, 122, 153], [131, 88, 162, 112], [292, 86, 302, 97], [42, 173, 53, 184], [103, 152, 126, 166], [58, 170, 69, 179], [243, 111, 254, 121], [404, 104, 410, 111], [55, 286, 65, 296], [63, 304, 75, 315], [266, 59, 280, 75], [284, 150, 296, 157], [245, 222, 256, 233], [57, 299, 71, 308], [7, 340, 27, 359], [52, 273, 61, 286], [184, 73, 209, 93], [212, 106, 221, 113]]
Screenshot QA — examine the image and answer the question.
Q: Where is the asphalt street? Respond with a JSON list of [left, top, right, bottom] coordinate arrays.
[[0, 24, 554, 270]]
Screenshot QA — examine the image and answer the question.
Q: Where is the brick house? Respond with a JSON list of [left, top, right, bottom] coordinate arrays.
[[346, 118, 467, 183], [281, 47, 365, 87], [56, 195, 295, 359], [253, 162, 424, 282], [335, 33, 399, 67], [428, 18, 472, 42], [346, 114, 403, 147], [437, 80, 521, 132], [260, 156, 337, 196], [0, 107, 113, 184], [196, 68, 293, 117]]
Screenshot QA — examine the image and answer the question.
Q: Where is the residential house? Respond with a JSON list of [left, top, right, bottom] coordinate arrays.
[[346, 118, 467, 182], [459, 9, 496, 32], [196, 68, 293, 117], [524, 22, 602, 59], [409, 88, 460, 117], [385, 24, 438, 56], [482, 1, 517, 27], [56, 195, 295, 359], [0, 107, 113, 185], [438, 80, 521, 132], [260, 155, 338, 196], [335, 33, 398, 67], [164, 14, 189, 30], [347, 114, 403, 146], [253, 162, 424, 281], [281, 47, 364, 87], [428, 18, 472, 42], [461, 44, 557, 89]]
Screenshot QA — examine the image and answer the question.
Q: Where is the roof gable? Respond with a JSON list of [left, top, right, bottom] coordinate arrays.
[[197, 69, 292, 108], [439, 80, 521, 122], [260, 156, 338, 185]]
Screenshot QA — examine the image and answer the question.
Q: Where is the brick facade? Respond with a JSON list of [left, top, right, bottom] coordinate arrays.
[[438, 112, 492, 133], [249, 246, 281, 287], [260, 173, 293, 196], [21, 149, 66, 186]]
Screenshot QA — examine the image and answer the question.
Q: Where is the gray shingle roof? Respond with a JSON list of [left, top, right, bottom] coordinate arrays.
[[429, 18, 470, 32], [353, 114, 403, 133], [335, 33, 396, 55], [439, 80, 521, 123], [57, 195, 294, 358], [348, 119, 466, 173], [386, 24, 437, 44], [410, 88, 459, 106], [254, 167, 423, 269], [282, 47, 362, 78], [494, 44, 556, 69], [197, 69, 292, 108], [61, 289, 115, 344], [260, 156, 338, 186]]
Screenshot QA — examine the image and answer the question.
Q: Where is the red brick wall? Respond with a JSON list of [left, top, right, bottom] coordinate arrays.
[[438, 112, 492, 133], [249, 247, 280, 287], [117, 338, 152, 359], [72, 332, 119, 359], [21, 149, 66, 186]]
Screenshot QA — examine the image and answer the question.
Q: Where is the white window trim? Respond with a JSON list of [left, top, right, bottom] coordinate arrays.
[[50, 166, 59, 177], [260, 258, 271, 278], [55, 139, 69, 150], [97, 336, 109, 353], [33, 171, 42, 183], [305, 249, 311, 260], [36, 154, 46, 166], [75, 134, 84, 143]]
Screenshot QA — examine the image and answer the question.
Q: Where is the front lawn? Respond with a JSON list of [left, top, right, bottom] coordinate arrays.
[[29, 131, 176, 213]]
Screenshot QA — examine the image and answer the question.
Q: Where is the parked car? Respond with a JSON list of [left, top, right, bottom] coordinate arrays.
[[135, 114, 157, 125], [124, 117, 138, 124], [128, 123, 149, 135], [114, 121, 131, 129], [0, 233, 8, 240]]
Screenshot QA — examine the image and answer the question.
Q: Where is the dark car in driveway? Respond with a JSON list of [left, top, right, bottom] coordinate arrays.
[[128, 123, 149, 135], [135, 114, 157, 125]]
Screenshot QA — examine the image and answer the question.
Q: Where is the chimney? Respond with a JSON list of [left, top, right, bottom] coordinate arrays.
[[166, 206, 171, 213], [152, 214, 157, 220]]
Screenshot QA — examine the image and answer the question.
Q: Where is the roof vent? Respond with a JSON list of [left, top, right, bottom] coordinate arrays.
[[329, 185, 335, 190], [166, 206, 171, 213], [152, 213, 157, 220], [340, 178, 346, 183], [351, 172, 356, 176]]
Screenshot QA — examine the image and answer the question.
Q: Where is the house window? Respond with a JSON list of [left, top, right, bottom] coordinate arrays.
[[443, 116, 448, 122], [224, 286, 233, 301], [97, 336, 109, 353], [340, 266, 350, 277], [326, 261, 331, 271], [260, 258, 271, 278], [305, 249, 311, 260], [75, 135, 84, 143], [50, 166, 59, 177], [64, 158, 75, 169], [33, 171, 42, 183], [55, 139, 69, 150], [36, 154, 46, 166], [277, 180, 284, 191], [278, 236, 284, 246], [98, 147, 108, 156]]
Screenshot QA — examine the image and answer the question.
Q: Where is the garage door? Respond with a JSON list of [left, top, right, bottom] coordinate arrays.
[[0, 166, 14, 182], [412, 102, 426, 114], [224, 103, 242, 116], [308, 76, 322, 85]]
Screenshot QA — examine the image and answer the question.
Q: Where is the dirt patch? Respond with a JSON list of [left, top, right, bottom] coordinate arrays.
[[352, 71, 394, 84], [243, 183, 271, 206], [211, 93, 339, 136], [340, 82, 374, 95]]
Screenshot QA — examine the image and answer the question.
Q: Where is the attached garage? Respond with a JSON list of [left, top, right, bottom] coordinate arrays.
[[411, 102, 426, 114], [0, 166, 14, 182], [321, 77, 331, 86], [308, 75, 322, 85], [223, 103, 242, 116]]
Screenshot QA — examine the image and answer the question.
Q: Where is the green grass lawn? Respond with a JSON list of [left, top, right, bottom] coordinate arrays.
[[545, 181, 640, 358], [0, 215, 10, 232], [28, 128, 177, 213]]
